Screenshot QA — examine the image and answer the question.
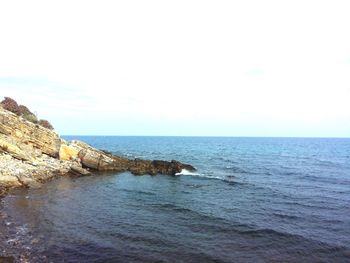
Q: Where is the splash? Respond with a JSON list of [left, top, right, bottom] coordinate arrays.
[[175, 169, 201, 176]]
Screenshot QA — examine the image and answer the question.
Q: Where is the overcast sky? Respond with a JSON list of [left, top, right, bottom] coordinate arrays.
[[0, 0, 349, 137]]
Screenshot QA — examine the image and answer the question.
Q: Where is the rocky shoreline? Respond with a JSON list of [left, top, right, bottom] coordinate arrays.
[[0, 186, 7, 198], [0, 101, 195, 262], [0, 104, 195, 196]]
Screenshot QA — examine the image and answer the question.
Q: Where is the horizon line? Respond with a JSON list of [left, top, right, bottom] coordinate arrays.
[[61, 135, 350, 139]]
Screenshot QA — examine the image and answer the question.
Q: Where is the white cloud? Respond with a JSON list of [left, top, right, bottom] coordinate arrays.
[[0, 0, 349, 136]]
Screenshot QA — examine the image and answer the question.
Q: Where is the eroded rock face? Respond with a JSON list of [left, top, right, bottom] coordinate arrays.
[[59, 144, 80, 161], [0, 105, 196, 191], [0, 107, 91, 188], [0, 152, 74, 188], [0, 108, 60, 157]]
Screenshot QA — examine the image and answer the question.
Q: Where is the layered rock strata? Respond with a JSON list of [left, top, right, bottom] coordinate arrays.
[[0, 106, 195, 192]]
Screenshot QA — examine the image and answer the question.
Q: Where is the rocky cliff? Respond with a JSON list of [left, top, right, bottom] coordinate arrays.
[[0, 105, 195, 194]]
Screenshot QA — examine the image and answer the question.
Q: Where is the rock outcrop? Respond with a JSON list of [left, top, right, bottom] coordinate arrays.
[[60, 140, 195, 175], [0, 108, 60, 157], [0, 104, 195, 192]]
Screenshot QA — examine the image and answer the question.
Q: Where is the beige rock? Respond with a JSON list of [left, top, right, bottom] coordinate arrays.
[[0, 174, 22, 187], [71, 140, 91, 149], [59, 144, 79, 161], [0, 107, 60, 157], [78, 147, 116, 170], [70, 164, 91, 176], [0, 135, 32, 161], [0, 104, 196, 192]]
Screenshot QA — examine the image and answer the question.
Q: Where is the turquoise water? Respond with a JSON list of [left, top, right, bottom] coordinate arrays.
[[1, 137, 350, 262]]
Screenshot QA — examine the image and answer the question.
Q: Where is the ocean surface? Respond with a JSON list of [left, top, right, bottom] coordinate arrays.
[[1, 137, 350, 262]]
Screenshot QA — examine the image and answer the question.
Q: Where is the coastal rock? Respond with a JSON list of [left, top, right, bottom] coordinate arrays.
[[0, 152, 75, 187], [0, 103, 196, 191], [0, 186, 7, 197], [0, 135, 33, 161], [70, 163, 91, 176], [128, 159, 195, 175], [0, 256, 14, 263], [59, 144, 79, 161], [78, 147, 116, 170], [0, 107, 60, 157], [73, 141, 195, 175]]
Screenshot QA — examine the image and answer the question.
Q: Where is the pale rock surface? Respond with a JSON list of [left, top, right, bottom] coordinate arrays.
[[0, 105, 195, 193]]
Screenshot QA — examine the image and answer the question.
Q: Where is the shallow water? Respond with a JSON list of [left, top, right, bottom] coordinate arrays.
[[1, 137, 350, 262]]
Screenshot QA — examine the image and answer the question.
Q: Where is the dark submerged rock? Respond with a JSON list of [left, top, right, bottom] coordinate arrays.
[[0, 256, 15, 263], [78, 145, 195, 175]]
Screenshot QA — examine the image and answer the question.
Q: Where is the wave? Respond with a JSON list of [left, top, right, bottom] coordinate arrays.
[[175, 169, 243, 186], [175, 169, 201, 176], [176, 169, 225, 181]]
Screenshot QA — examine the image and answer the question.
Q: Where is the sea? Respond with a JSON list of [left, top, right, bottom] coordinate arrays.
[[1, 136, 350, 262]]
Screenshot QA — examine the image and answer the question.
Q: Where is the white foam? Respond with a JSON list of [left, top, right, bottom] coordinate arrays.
[[175, 169, 201, 176], [175, 169, 232, 183]]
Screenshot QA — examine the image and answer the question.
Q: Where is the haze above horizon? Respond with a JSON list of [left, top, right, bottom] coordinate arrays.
[[1, 1, 349, 137]]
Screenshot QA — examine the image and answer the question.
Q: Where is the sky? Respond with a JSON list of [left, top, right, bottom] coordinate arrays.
[[0, 0, 349, 137]]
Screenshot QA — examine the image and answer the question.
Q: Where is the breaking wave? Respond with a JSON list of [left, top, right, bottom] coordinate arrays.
[[175, 169, 201, 176]]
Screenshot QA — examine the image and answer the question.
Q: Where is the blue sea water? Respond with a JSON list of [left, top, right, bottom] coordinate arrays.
[[1, 137, 350, 262]]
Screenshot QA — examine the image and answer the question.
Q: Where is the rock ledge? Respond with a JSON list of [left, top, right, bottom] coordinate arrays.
[[0, 105, 195, 192]]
